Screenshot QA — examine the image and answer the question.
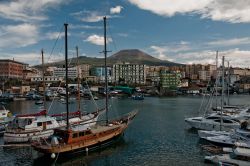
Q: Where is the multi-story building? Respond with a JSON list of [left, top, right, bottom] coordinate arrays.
[[206, 64, 217, 79], [30, 76, 63, 83], [0, 59, 24, 79], [53, 67, 81, 79], [160, 70, 181, 88], [112, 63, 146, 85], [145, 66, 163, 85], [198, 70, 211, 81], [79, 64, 90, 78], [185, 64, 205, 80], [90, 66, 112, 83], [230, 68, 250, 76]]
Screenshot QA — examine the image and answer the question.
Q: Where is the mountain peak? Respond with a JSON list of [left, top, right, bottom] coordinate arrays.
[[109, 49, 161, 62]]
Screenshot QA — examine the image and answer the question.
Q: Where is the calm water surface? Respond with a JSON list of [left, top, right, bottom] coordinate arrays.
[[0, 95, 249, 166]]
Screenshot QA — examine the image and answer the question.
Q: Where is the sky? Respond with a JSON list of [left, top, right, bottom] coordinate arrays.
[[1, 0, 250, 68]]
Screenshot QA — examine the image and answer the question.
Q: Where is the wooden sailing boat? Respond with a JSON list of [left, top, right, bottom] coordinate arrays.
[[32, 18, 138, 158]]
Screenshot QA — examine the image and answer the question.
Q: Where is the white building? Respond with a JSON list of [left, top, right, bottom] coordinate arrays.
[[112, 63, 146, 85], [31, 76, 63, 82], [198, 70, 211, 81], [53, 67, 81, 79]]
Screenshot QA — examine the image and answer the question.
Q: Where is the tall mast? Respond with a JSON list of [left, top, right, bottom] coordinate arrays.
[[227, 61, 230, 105], [64, 23, 69, 130], [41, 49, 46, 110], [76, 46, 81, 117], [104, 16, 108, 125], [220, 56, 225, 131], [215, 51, 218, 109]]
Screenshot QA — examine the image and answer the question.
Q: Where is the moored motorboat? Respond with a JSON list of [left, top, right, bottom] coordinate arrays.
[[205, 147, 250, 166], [185, 113, 240, 131], [204, 134, 250, 147], [0, 105, 14, 135], [198, 130, 231, 139]]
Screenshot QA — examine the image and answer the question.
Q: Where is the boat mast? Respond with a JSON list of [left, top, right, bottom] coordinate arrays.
[[220, 56, 225, 131], [103, 16, 108, 125], [215, 51, 218, 110], [227, 61, 230, 106], [76, 46, 81, 118], [64, 23, 69, 130], [41, 49, 46, 110]]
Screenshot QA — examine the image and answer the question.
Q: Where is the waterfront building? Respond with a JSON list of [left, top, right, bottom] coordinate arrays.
[[112, 63, 146, 85], [90, 66, 112, 83], [160, 70, 181, 88], [46, 66, 57, 76], [180, 78, 189, 88], [85, 76, 97, 83], [145, 66, 163, 86], [198, 70, 211, 81], [235, 76, 250, 93], [53, 67, 80, 79], [23, 66, 40, 81], [230, 68, 250, 76], [0, 59, 24, 79], [31, 76, 63, 83], [228, 74, 240, 85], [185, 64, 205, 79], [206, 64, 217, 79], [79, 64, 90, 78]]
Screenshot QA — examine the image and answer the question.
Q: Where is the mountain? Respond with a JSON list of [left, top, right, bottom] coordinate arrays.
[[35, 49, 181, 68], [108, 49, 179, 66]]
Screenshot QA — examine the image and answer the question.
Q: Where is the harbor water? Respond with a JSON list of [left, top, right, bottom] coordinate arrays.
[[0, 95, 249, 165]]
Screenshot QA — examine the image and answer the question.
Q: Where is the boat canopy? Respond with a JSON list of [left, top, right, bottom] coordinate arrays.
[[234, 147, 250, 157]]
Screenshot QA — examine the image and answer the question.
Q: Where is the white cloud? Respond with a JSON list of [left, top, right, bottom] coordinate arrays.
[[149, 39, 250, 67], [110, 6, 123, 14], [1, 52, 42, 65], [128, 0, 210, 17], [45, 31, 63, 40], [171, 49, 250, 68], [85, 35, 112, 46], [70, 24, 102, 29], [150, 41, 192, 61], [71, 11, 104, 22], [0, 24, 39, 48], [128, 0, 250, 23], [0, 0, 67, 22], [150, 45, 169, 60], [207, 37, 250, 47]]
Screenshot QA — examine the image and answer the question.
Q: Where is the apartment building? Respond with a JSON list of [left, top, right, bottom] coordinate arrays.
[[112, 63, 146, 85], [0, 59, 24, 79]]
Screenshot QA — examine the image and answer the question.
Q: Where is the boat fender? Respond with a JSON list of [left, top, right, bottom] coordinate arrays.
[[51, 136, 59, 145], [51, 153, 56, 159]]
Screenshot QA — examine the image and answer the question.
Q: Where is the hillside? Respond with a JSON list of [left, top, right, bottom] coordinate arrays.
[[35, 49, 181, 68], [108, 49, 178, 66]]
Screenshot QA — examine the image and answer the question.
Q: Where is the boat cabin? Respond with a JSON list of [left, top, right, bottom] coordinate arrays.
[[52, 127, 92, 144], [0, 106, 11, 119], [9, 116, 60, 131], [229, 148, 250, 161]]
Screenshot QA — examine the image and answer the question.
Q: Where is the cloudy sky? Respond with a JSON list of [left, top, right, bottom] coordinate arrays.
[[1, 0, 250, 67]]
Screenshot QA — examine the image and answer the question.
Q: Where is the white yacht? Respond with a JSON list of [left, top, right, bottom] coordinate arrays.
[[185, 113, 240, 131], [0, 105, 14, 135], [198, 130, 231, 139], [204, 132, 250, 147], [205, 147, 250, 166], [4, 115, 63, 143], [3, 109, 103, 143]]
